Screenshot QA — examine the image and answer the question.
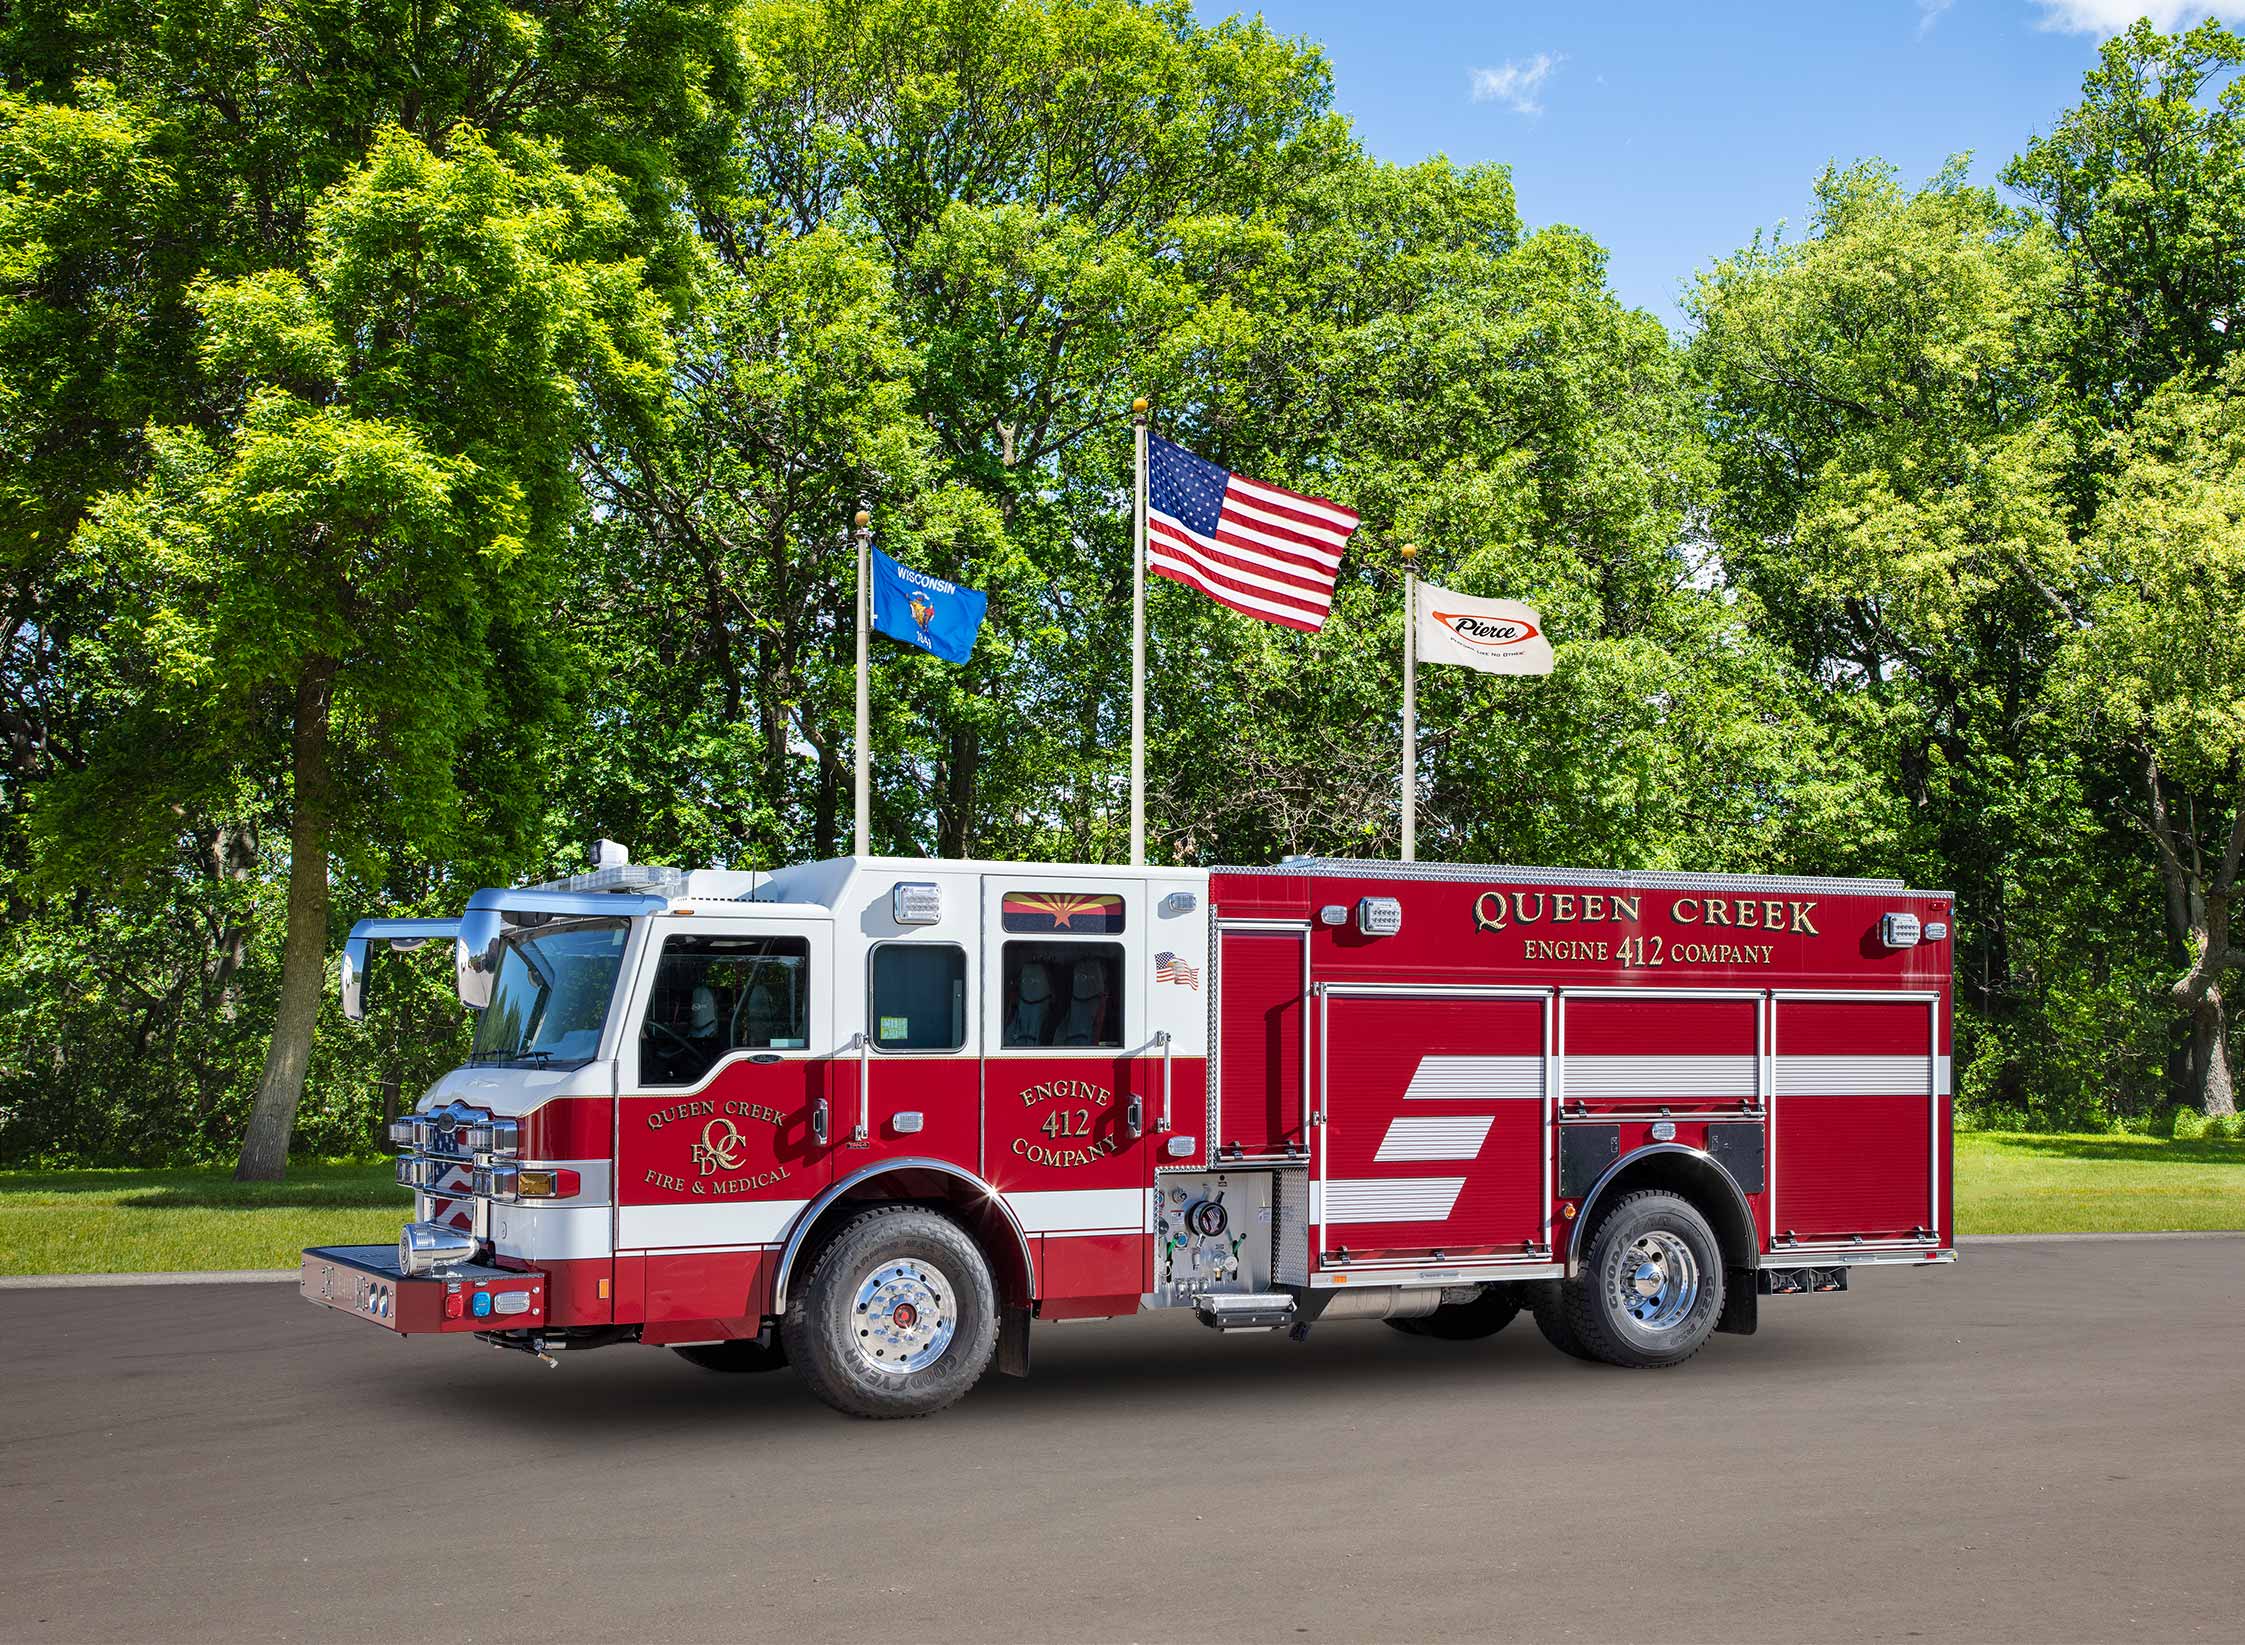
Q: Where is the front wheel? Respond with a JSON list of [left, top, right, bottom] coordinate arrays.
[[783, 1206, 998, 1419], [1559, 1190, 1725, 1369]]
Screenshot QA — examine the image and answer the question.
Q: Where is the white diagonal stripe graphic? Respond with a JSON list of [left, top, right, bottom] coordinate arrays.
[[1375, 1115, 1495, 1162]]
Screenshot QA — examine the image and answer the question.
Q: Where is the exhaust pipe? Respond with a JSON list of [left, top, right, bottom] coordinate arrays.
[[1314, 1285, 1480, 1323]]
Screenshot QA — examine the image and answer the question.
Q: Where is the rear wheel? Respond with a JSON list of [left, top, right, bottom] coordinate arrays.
[[672, 1338, 787, 1374], [1530, 1280, 1598, 1361], [1559, 1191, 1725, 1369], [783, 1205, 997, 1419], [1384, 1285, 1522, 1340]]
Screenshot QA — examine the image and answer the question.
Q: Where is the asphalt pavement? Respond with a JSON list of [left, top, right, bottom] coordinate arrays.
[[2, 1237, 2239, 1643]]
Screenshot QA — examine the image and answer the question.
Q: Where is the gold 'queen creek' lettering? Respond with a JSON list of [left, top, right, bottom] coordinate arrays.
[[1474, 890, 1818, 936]]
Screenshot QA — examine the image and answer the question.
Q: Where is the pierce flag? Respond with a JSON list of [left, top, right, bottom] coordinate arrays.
[[1415, 583, 1555, 675], [869, 546, 987, 665]]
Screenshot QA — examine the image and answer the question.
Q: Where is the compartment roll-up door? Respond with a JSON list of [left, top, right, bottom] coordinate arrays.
[[1320, 991, 1549, 1258], [1214, 926, 1306, 1155], [1560, 993, 1760, 1110], [1773, 997, 1939, 1242]]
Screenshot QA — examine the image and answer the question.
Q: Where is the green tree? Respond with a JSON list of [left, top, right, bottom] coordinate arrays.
[[2049, 360, 2245, 1115], [2005, 19, 2245, 427], [1, 0, 744, 1172], [1686, 162, 2159, 1124], [45, 130, 669, 1177]]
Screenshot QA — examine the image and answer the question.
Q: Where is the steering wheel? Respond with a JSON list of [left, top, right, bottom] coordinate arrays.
[[647, 1020, 694, 1055]]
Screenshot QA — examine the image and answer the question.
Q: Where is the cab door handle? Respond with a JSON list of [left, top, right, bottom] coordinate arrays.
[[811, 1098, 830, 1146]]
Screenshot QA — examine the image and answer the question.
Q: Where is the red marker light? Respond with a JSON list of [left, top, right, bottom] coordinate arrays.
[[443, 1291, 465, 1320]]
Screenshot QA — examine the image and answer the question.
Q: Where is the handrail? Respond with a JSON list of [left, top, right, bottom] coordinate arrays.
[[1156, 1029, 1174, 1132], [853, 1032, 871, 1144]]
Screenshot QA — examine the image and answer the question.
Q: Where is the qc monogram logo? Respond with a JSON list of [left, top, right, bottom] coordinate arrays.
[[690, 1117, 749, 1176]]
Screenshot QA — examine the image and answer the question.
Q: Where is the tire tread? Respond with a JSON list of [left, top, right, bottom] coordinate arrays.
[[782, 1204, 997, 1420]]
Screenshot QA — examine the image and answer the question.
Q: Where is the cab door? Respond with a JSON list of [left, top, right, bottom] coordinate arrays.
[[615, 917, 839, 1256], [982, 876, 1155, 1304]]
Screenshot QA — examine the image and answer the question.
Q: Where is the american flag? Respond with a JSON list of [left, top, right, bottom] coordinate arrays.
[[1147, 434, 1359, 632], [1154, 950, 1200, 989]]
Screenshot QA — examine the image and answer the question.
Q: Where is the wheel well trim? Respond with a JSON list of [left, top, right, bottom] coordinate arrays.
[[1565, 1143, 1758, 1278], [770, 1157, 1035, 1315]]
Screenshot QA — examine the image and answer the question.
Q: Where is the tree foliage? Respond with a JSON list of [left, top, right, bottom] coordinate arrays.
[[1, 2, 2240, 1166]]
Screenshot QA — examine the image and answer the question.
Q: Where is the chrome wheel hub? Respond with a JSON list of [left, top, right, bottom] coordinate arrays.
[[1611, 1231, 1700, 1332], [849, 1258, 957, 1374]]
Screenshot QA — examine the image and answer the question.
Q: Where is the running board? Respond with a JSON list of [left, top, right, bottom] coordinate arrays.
[[1194, 1292, 1297, 1332]]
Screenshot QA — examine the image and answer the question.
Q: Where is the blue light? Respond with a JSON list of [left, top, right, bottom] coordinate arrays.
[[470, 1291, 493, 1319]]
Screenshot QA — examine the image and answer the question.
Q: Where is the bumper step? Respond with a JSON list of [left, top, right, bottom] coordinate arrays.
[[1194, 1291, 1298, 1332], [301, 1244, 545, 1335]]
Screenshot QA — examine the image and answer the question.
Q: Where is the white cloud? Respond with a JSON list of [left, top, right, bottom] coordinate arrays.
[[2034, 2, 2245, 33], [1469, 52, 1563, 115], [1918, 0, 1955, 36]]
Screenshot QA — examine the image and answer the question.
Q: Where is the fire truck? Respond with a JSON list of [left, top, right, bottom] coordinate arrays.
[[302, 848, 1955, 1418]]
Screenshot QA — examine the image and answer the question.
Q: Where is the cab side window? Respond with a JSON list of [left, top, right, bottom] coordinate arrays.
[[1002, 942, 1124, 1049], [871, 944, 967, 1051], [640, 935, 810, 1087]]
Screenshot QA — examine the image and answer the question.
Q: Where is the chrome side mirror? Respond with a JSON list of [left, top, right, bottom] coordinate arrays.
[[454, 908, 506, 1010], [339, 919, 464, 1022], [340, 936, 370, 1021]]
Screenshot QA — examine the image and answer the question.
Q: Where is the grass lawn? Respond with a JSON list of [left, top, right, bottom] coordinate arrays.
[[0, 1161, 406, 1276], [1954, 1130, 2244, 1235], [0, 1134, 2237, 1275]]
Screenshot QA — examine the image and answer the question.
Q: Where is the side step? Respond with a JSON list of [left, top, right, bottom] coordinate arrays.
[[1759, 1266, 1849, 1296], [1194, 1291, 1297, 1332]]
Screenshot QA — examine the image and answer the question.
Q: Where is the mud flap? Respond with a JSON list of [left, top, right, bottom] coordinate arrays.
[[996, 1304, 1033, 1377], [1716, 1269, 1758, 1336]]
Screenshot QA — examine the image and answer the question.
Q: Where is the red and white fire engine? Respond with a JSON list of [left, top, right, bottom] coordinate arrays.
[[302, 848, 1955, 1418]]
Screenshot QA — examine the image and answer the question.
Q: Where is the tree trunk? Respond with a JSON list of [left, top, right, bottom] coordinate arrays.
[[209, 824, 258, 1021], [2193, 986, 2237, 1118], [938, 724, 978, 857], [812, 726, 840, 859], [235, 659, 337, 1182], [2141, 752, 2241, 1117]]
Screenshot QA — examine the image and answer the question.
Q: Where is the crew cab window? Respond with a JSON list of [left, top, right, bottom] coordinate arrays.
[[871, 944, 966, 1051], [640, 934, 811, 1087], [1001, 942, 1124, 1048]]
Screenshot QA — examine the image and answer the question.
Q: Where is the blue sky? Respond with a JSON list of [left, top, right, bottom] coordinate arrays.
[[1193, 2, 2244, 328]]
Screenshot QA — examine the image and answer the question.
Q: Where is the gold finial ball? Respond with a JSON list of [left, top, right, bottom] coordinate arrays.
[[854, 510, 870, 529], [1132, 398, 1149, 415], [1400, 542, 1418, 561]]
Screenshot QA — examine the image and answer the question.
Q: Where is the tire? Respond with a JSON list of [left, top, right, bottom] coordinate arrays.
[[782, 1205, 998, 1419], [672, 1338, 788, 1374], [1530, 1280, 1599, 1361], [1383, 1286, 1522, 1341], [1560, 1190, 1725, 1369]]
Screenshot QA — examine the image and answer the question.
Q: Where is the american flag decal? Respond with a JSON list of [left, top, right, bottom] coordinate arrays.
[[1154, 951, 1200, 989], [1147, 434, 1359, 632]]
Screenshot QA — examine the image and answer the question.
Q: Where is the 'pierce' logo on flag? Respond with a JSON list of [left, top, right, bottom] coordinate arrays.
[[1417, 584, 1555, 675], [1146, 434, 1358, 632]]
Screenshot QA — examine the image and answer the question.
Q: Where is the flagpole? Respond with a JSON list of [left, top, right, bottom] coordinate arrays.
[[1130, 397, 1149, 868], [853, 508, 871, 859], [1401, 542, 1418, 863]]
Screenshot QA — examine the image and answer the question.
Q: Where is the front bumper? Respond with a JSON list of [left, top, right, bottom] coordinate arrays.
[[301, 1245, 547, 1335]]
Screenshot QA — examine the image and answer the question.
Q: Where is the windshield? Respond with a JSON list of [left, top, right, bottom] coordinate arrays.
[[468, 919, 630, 1067]]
